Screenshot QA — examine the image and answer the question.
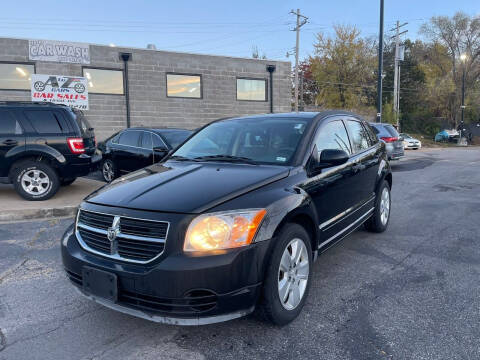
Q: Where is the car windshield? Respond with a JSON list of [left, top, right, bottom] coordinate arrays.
[[385, 125, 399, 137], [172, 117, 309, 165], [159, 130, 192, 148]]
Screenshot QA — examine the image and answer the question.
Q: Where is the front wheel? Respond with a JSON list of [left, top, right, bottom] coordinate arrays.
[[102, 159, 116, 182], [365, 180, 391, 233], [257, 223, 312, 325]]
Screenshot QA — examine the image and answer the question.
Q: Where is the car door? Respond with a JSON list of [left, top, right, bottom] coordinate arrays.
[[115, 130, 142, 173], [300, 117, 356, 244], [0, 109, 25, 177], [343, 119, 380, 215], [139, 131, 155, 167]]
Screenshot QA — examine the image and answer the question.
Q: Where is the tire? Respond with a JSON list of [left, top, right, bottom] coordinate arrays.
[[11, 161, 60, 201], [257, 223, 313, 326], [61, 177, 77, 186], [101, 159, 117, 182], [365, 180, 391, 233]]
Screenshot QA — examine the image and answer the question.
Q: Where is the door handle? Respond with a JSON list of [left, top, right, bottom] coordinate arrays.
[[3, 139, 18, 146]]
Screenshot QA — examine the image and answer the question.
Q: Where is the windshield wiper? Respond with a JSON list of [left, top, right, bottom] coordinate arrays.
[[194, 155, 258, 165], [169, 155, 196, 161]]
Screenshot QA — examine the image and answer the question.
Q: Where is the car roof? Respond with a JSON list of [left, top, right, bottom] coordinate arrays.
[[216, 111, 365, 123], [127, 127, 192, 133], [0, 101, 68, 108]]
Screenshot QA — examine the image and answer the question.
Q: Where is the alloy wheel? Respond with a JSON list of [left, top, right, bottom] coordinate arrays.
[[102, 161, 114, 182], [380, 187, 390, 225], [277, 238, 310, 310], [21, 169, 50, 195]]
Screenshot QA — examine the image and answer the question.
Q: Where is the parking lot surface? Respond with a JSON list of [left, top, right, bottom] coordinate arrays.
[[1, 148, 479, 360]]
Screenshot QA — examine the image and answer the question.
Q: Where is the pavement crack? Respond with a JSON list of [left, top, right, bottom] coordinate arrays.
[[0, 258, 29, 284]]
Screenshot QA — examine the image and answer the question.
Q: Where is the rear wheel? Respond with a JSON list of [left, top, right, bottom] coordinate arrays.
[[11, 161, 60, 201], [257, 223, 312, 325], [365, 180, 391, 233]]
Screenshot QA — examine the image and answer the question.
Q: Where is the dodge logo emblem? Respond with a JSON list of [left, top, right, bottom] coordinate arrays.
[[107, 216, 121, 254]]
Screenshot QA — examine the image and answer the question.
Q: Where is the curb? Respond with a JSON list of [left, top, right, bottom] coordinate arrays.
[[0, 206, 78, 223]]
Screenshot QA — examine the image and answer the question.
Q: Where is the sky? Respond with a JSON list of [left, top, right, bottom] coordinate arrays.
[[0, 0, 478, 62]]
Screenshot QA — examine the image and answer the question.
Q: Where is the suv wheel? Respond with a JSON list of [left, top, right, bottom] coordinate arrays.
[[102, 159, 116, 182], [258, 223, 312, 325], [11, 161, 60, 201], [61, 177, 77, 186], [365, 180, 391, 233]]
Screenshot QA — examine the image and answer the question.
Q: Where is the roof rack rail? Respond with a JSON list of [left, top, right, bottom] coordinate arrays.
[[0, 101, 67, 106]]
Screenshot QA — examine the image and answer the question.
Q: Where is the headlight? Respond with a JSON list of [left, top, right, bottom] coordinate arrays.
[[184, 209, 267, 252]]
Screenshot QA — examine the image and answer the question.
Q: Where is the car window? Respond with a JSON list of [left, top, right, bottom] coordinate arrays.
[[345, 120, 370, 153], [118, 130, 141, 147], [24, 110, 63, 134], [385, 125, 399, 137], [152, 134, 166, 149], [141, 132, 153, 149], [363, 122, 378, 146], [173, 118, 309, 165], [0, 110, 22, 135], [160, 130, 191, 148], [314, 120, 351, 156]]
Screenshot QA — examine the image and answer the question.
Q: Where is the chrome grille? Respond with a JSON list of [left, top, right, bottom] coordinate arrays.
[[76, 209, 169, 264]]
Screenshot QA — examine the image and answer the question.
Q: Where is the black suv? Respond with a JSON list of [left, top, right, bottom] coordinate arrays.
[[0, 102, 100, 200], [98, 128, 192, 182], [62, 111, 392, 325]]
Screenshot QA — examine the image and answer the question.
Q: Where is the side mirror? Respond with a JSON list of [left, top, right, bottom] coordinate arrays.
[[307, 147, 349, 175], [320, 149, 349, 166]]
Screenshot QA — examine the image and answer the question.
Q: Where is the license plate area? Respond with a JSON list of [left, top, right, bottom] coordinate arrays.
[[82, 266, 118, 302]]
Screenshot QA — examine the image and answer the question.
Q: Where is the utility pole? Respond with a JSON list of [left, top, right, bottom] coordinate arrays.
[[376, 0, 384, 122], [290, 9, 308, 112], [391, 21, 408, 130]]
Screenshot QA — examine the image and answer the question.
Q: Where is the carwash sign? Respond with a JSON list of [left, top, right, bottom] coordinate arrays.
[[31, 74, 89, 110], [29, 40, 90, 64]]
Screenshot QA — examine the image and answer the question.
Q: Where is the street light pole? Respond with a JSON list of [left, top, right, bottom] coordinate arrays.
[[461, 62, 466, 125], [376, 0, 384, 122]]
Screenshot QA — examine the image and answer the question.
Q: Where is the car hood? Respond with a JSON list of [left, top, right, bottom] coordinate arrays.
[[85, 161, 290, 213]]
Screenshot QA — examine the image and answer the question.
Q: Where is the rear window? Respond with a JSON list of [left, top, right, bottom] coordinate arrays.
[[74, 111, 93, 135], [385, 125, 399, 137], [24, 110, 63, 134]]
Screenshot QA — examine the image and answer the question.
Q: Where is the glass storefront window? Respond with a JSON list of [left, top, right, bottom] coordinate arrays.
[[166, 74, 202, 98], [236, 78, 267, 101], [0, 63, 34, 90], [83, 68, 124, 94]]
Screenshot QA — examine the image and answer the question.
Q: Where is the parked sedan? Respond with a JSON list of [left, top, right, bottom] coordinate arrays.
[[370, 123, 404, 160], [62, 111, 392, 326], [98, 128, 192, 182], [400, 133, 422, 150]]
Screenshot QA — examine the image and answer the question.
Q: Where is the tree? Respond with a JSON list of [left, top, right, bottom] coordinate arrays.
[[310, 25, 377, 111], [420, 12, 480, 125]]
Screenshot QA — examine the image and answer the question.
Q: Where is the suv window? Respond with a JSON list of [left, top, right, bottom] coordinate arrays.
[[152, 134, 166, 149], [345, 120, 370, 153], [118, 130, 141, 147], [0, 110, 22, 135], [314, 120, 351, 155], [24, 110, 63, 134], [141, 132, 153, 149]]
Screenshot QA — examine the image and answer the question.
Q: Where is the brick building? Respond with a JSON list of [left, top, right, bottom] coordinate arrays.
[[0, 37, 291, 139]]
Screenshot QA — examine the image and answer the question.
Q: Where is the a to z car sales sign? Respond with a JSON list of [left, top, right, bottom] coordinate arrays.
[[31, 74, 89, 110], [29, 40, 90, 64]]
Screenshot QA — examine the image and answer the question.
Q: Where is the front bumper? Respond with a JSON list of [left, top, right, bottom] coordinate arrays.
[[61, 222, 270, 325]]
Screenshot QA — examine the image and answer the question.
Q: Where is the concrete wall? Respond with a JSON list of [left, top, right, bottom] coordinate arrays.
[[0, 37, 291, 140]]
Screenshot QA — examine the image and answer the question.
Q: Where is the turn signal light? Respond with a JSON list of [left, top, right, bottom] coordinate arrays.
[[67, 137, 86, 154]]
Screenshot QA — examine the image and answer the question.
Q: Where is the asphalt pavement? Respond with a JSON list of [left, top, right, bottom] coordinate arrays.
[[1, 148, 479, 360]]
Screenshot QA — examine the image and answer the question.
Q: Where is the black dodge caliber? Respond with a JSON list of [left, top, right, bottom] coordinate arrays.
[[62, 111, 392, 325]]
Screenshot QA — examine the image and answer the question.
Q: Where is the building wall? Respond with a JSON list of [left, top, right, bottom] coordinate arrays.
[[0, 37, 291, 139]]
